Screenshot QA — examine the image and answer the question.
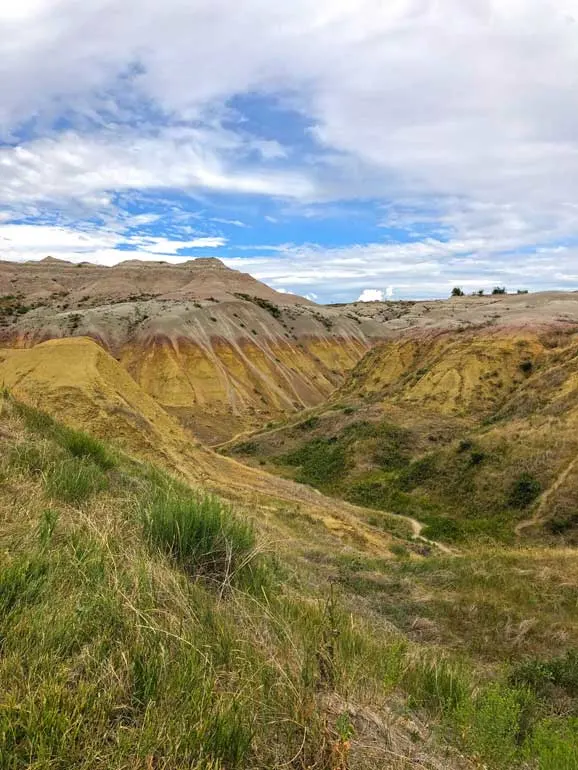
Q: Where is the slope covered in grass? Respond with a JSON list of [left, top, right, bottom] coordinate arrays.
[[2, 395, 578, 768], [227, 326, 578, 543]]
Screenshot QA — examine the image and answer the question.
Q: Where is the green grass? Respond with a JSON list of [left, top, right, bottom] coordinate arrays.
[[44, 456, 109, 503], [55, 426, 117, 470], [138, 485, 266, 591], [13, 400, 117, 470]]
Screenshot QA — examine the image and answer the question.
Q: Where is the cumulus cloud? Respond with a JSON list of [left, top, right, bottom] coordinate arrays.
[[358, 289, 384, 302]]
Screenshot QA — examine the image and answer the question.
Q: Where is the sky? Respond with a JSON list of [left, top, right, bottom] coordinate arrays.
[[1, 1, 578, 302]]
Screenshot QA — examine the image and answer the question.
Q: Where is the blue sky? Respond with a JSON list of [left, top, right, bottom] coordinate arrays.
[[2, 1, 578, 302]]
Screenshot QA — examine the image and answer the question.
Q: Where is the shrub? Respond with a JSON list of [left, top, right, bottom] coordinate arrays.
[[234, 293, 281, 319], [492, 286, 507, 295], [421, 516, 462, 542], [398, 454, 438, 490], [469, 450, 486, 466], [299, 416, 319, 430], [508, 473, 542, 509], [519, 360, 534, 374], [509, 650, 578, 699], [233, 441, 258, 455], [283, 438, 348, 487], [451, 287, 464, 297], [458, 684, 534, 768], [140, 487, 263, 589], [390, 543, 410, 559], [371, 423, 411, 470]]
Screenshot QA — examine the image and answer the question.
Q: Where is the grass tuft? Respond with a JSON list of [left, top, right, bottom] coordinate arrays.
[[139, 486, 265, 590], [44, 457, 108, 503]]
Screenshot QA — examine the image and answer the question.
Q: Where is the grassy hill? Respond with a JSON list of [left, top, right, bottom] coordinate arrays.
[[226, 326, 578, 544], [2, 393, 578, 767]]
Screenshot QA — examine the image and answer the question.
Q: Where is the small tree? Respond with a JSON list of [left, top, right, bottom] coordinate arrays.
[[451, 287, 464, 297], [492, 286, 507, 295]]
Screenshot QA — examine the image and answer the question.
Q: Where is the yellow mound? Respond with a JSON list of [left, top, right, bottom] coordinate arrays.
[[0, 337, 195, 470], [347, 330, 546, 416]]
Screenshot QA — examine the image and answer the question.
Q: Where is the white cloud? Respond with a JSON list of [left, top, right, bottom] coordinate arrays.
[[0, 131, 315, 210], [358, 289, 384, 302], [0, 224, 225, 263]]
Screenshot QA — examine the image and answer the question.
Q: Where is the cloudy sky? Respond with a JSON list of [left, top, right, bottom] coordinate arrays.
[[1, 0, 578, 301]]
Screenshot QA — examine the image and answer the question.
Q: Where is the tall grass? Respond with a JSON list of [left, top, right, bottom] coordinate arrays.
[[138, 485, 266, 591], [44, 456, 108, 503]]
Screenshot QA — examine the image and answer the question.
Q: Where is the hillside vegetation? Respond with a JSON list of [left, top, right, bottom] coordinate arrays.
[[227, 326, 578, 543], [2, 393, 578, 768]]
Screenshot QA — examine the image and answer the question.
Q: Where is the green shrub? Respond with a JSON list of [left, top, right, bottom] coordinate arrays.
[[469, 450, 486, 466], [283, 438, 348, 487], [233, 440, 258, 455], [421, 516, 462, 542], [458, 683, 534, 768], [371, 423, 411, 470], [508, 473, 542, 508], [519, 360, 534, 374], [140, 487, 263, 589], [298, 416, 319, 431], [398, 454, 438, 490], [45, 457, 108, 503], [510, 650, 578, 698], [390, 543, 410, 559], [234, 293, 281, 319]]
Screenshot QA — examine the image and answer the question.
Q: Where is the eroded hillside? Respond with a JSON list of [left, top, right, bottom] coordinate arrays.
[[2, 267, 578, 767], [0, 258, 392, 442], [226, 320, 578, 543]]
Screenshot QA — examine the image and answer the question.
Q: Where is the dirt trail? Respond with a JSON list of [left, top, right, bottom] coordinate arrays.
[[515, 455, 578, 536], [404, 515, 456, 555]]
